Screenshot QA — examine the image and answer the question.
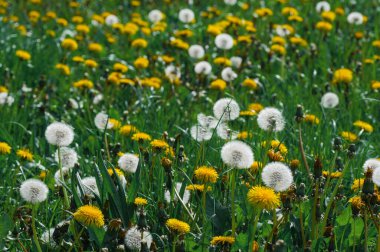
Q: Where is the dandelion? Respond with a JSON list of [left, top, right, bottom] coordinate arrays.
[[54, 167, 71, 185], [55, 147, 78, 168], [194, 166, 218, 183], [178, 9, 195, 23], [80, 177, 100, 197], [118, 153, 139, 173], [247, 186, 280, 210], [215, 33, 234, 50], [224, 0, 237, 5], [257, 107, 285, 132], [332, 68, 353, 84], [0, 142, 11, 154], [17, 148, 33, 161], [230, 56, 242, 68], [213, 98, 240, 121], [194, 61, 212, 75], [372, 168, 380, 186], [131, 132, 152, 142], [262, 162, 293, 192], [73, 205, 104, 228], [94, 112, 112, 130], [216, 123, 238, 140], [190, 125, 213, 142], [315, 1, 330, 13], [134, 197, 148, 206], [347, 12, 364, 25], [221, 140, 254, 169], [197, 113, 218, 129], [340, 131, 357, 142], [363, 158, 380, 173], [166, 218, 190, 234], [321, 92, 339, 108], [221, 67, 237, 82], [210, 236, 235, 246], [188, 45, 205, 59], [119, 125, 137, 136], [124, 226, 152, 250], [16, 50, 31, 60], [164, 182, 190, 204], [105, 14, 119, 26], [148, 9, 163, 23], [20, 179, 49, 204], [45, 122, 74, 147], [353, 120, 373, 133]]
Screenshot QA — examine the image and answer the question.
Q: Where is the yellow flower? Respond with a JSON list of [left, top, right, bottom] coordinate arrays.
[[17, 149, 33, 161], [76, 24, 90, 33], [248, 103, 264, 112], [39, 171, 47, 180], [57, 18, 68, 26], [0, 86, 8, 93], [131, 132, 152, 142], [170, 38, 189, 50], [134, 57, 149, 69], [194, 166, 218, 183], [131, 38, 148, 48], [340, 131, 358, 142], [186, 184, 211, 192], [373, 40, 380, 49], [119, 125, 138, 136], [247, 186, 280, 210], [353, 120, 373, 133], [322, 171, 342, 178], [237, 131, 250, 140], [150, 139, 169, 151], [282, 7, 298, 16], [335, 7, 345, 16], [161, 55, 175, 63], [61, 38, 78, 51], [316, 21, 333, 32], [84, 59, 98, 68], [213, 57, 231, 66], [289, 37, 308, 47], [73, 79, 94, 89], [134, 197, 148, 206], [73, 205, 104, 228], [72, 16, 84, 23], [272, 36, 286, 46], [88, 43, 103, 53], [16, 50, 31, 61], [351, 178, 365, 191], [349, 196, 364, 209], [250, 161, 262, 173], [304, 114, 320, 125], [210, 79, 227, 91], [255, 8, 273, 17], [113, 63, 128, 73], [0, 142, 11, 154], [288, 15, 303, 22], [239, 110, 256, 117], [371, 81, 380, 90], [332, 68, 353, 84], [55, 63, 71, 75], [321, 11, 336, 22], [28, 10, 40, 22], [270, 140, 288, 155], [107, 168, 124, 177], [210, 236, 235, 246], [242, 79, 258, 90], [72, 56, 84, 62], [109, 118, 121, 129], [270, 44, 286, 55], [166, 218, 190, 234]]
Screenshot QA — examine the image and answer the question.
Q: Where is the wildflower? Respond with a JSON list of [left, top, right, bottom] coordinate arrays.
[[270, 44, 286, 55], [73, 205, 104, 227], [190, 125, 213, 142], [131, 132, 152, 142], [186, 184, 210, 191], [349, 196, 365, 210], [124, 226, 152, 250], [333, 68, 353, 84], [372, 168, 380, 186], [316, 1, 330, 12], [194, 61, 212, 75], [353, 120, 373, 133], [108, 118, 121, 129], [164, 182, 190, 204], [148, 9, 163, 23], [247, 186, 280, 210], [257, 107, 285, 132], [17, 148, 33, 161], [80, 177, 100, 197], [262, 162, 293, 191], [20, 179, 48, 204], [73, 79, 94, 89], [197, 114, 218, 129], [351, 178, 365, 191], [221, 67, 237, 82], [210, 236, 235, 246], [178, 9, 195, 23], [316, 21, 333, 32], [118, 153, 139, 173], [215, 33, 234, 50], [61, 38, 78, 51], [304, 114, 320, 124], [322, 11, 336, 22], [213, 98, 240, 121], [255, 8, 273, 17], [340, 131, 358, 142], [322, 171, 342, 178], [55, 63, 70, 75], [188, 45, 205, 59], [84, 59, 98, 68], [113, 63, 128, 73], [248, 103, 264, 112], [210, 79, 227, 90], [194, 166, 218, 183], [134, 197, 148, 206], [347, 12, 364, 25], [16, 50, 31, 60], [216, 123, 238, 140], [94, 112, 112, 130], [88, 43, 103, 53], [0, 142, 11, 154], [166, 218, 190, 234], [105, 14, 119, 26], [150, 139, 169, 151], [132, 38, 148, 48], [55, 147, 78, 168], [134, 57, 149, 69], [54, 167, 71, 185], [119, 125, 137, 136], [363, 158, 380, 173], [321, 92, 339, 108], [221, 140, 254, 169], [45, 122, 74, 146]]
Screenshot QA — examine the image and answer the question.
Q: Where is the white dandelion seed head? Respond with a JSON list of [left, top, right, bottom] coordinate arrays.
[[372, 168, 380, 187], [257, 107, 285, 132], [347, 12, 364, 25], [68, 98, 79, 109], [178, 8, 195, 23], [216, 123, 238, 140], [55, 147, 78, 168], [213, 98, 240, 121], [276, 26, 291, 37], [221, 140, 254, 169], [194, 61, 212, 75], [93, 94, 103, 105], [45, 122, 74, 147], [0, 92, 14, 106], [148, 9, 163, 23], [197, 113, 218, 129], [321, 92, 339, 108], [80, 177, 99, 197], [164, 182, 190, 204], [94, 112, 113, 130], [215, 33, 234, 50], [262, 162, 293, 192], [230, 56, 242, 68], [363, 158, 380, 173], [105, 14, 119, 26], [118, 153, 139, 173], [190, 125, 213, 142], [54, 167, 72, 186], [315, 1, 331, 13], [224, 0, 237, 5], [20, 179, 49, 204], [41, 228, 57, 248], [165, 65, 181, 81], [221, 67, 238, 82], [188, 45, 205, 59], [124, 226, 152, 251]]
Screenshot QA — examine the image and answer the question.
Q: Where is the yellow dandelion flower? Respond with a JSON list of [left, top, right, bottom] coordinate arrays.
[[166, 218, 190, 234], [186, 184, 211, 192], [55, 63, 71, 76], [17, 149, 33, 161], [131, 132, 152, 142], [371, 81, 380, 90], [73, 205, 104, 228], [210, 79, 227, 91], [333, 68, 353, 84], [304, 114, 320, 125], [322, 171, 342, 178], [109, 118, 121, 129], [150, 139, 169, 150], [248, 103, 264, 112], [348, 196, 364, 209], [84, 59, 98, 68], [134, 57, 149, 69], [242, 78, 258, 90], [0, 86, 8, 93], [321, 11, 336, 22], [16, 50, 31, 61], [88, 43, 103, 53], [113, 63, 128, 73], [119, 125, 138, 136], [270, 44, 286, 55], [316, 21, 333, 32], [247, 186, 280, 210], [61, 38, 78, 51], [250, 161, 262, 173], [0, 142, 11, 154], [353, 120, 373, 133], [194, 166, 218, 183], [351, 178, 365, 191], [210, 236, 235, 246], [134, 197, 148, 206], [272, 36, 286, 46], [131, 38, 148, 48], [39, 171, 47, 180], [340, 131, 358, 142], [107, 168, 124, 177], [73, 79, 94, 89]]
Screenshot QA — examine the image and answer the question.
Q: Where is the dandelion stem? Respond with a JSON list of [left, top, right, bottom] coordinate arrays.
[[299, 202, 307, 250], [104, 133, 111, 162], [251, 210, 261, 246], [172, 235, 178, 252], [298, 124, 311, 177], [230, 168, 237, 236], [58, 147, 70, 209], [364, 209, 368, 252], [311, 179, 319, 240], [31, 205, 42, 252]]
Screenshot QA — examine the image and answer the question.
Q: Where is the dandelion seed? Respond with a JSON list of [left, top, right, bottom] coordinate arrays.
[[221, 140, 254, 169], [45, 122, 74, 147], [124, 226, 152, 251], [94, 112, 113, 130], [55, 147, 78, 168], [178, 9, 194, 23], [188, 45, 205, 59], [190, 125, 213, 142], [321, 92, 339, 108], [194, 61, 212, 75], [257, 107, 285, 132], [215, 33, 234, 50], [262, 162, 293, 192], [363, 158, 380, 173], [20, 178, 49, 204], [118, 153, 139, 173], [213, 98, 240, 121]]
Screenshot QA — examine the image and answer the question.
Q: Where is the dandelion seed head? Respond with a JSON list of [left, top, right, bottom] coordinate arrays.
[[221, 140, 254, 169], [188, 45, 205, 59], [45, 122, 74, 147], [20, 178, 49, 204], [257, 107, 285, 132], [118, 153, 139, 173], [213, 98, 240, 121], [321, 92, 339, 108], [262, 162, 293, 192], [215, 33, 234, 50], [55, 147, 78, 168], [124, 226, 152, 251], [178, 9, 194, 23]]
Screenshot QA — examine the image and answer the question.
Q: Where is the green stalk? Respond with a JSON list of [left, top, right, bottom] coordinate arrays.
[[172, 235, 178, 252], [58, 147, 70, 209], [251, 210, 261, 245], [299, 202, 307, 250], [31, 205, 42, 252], [230, 168, 237, 236]]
